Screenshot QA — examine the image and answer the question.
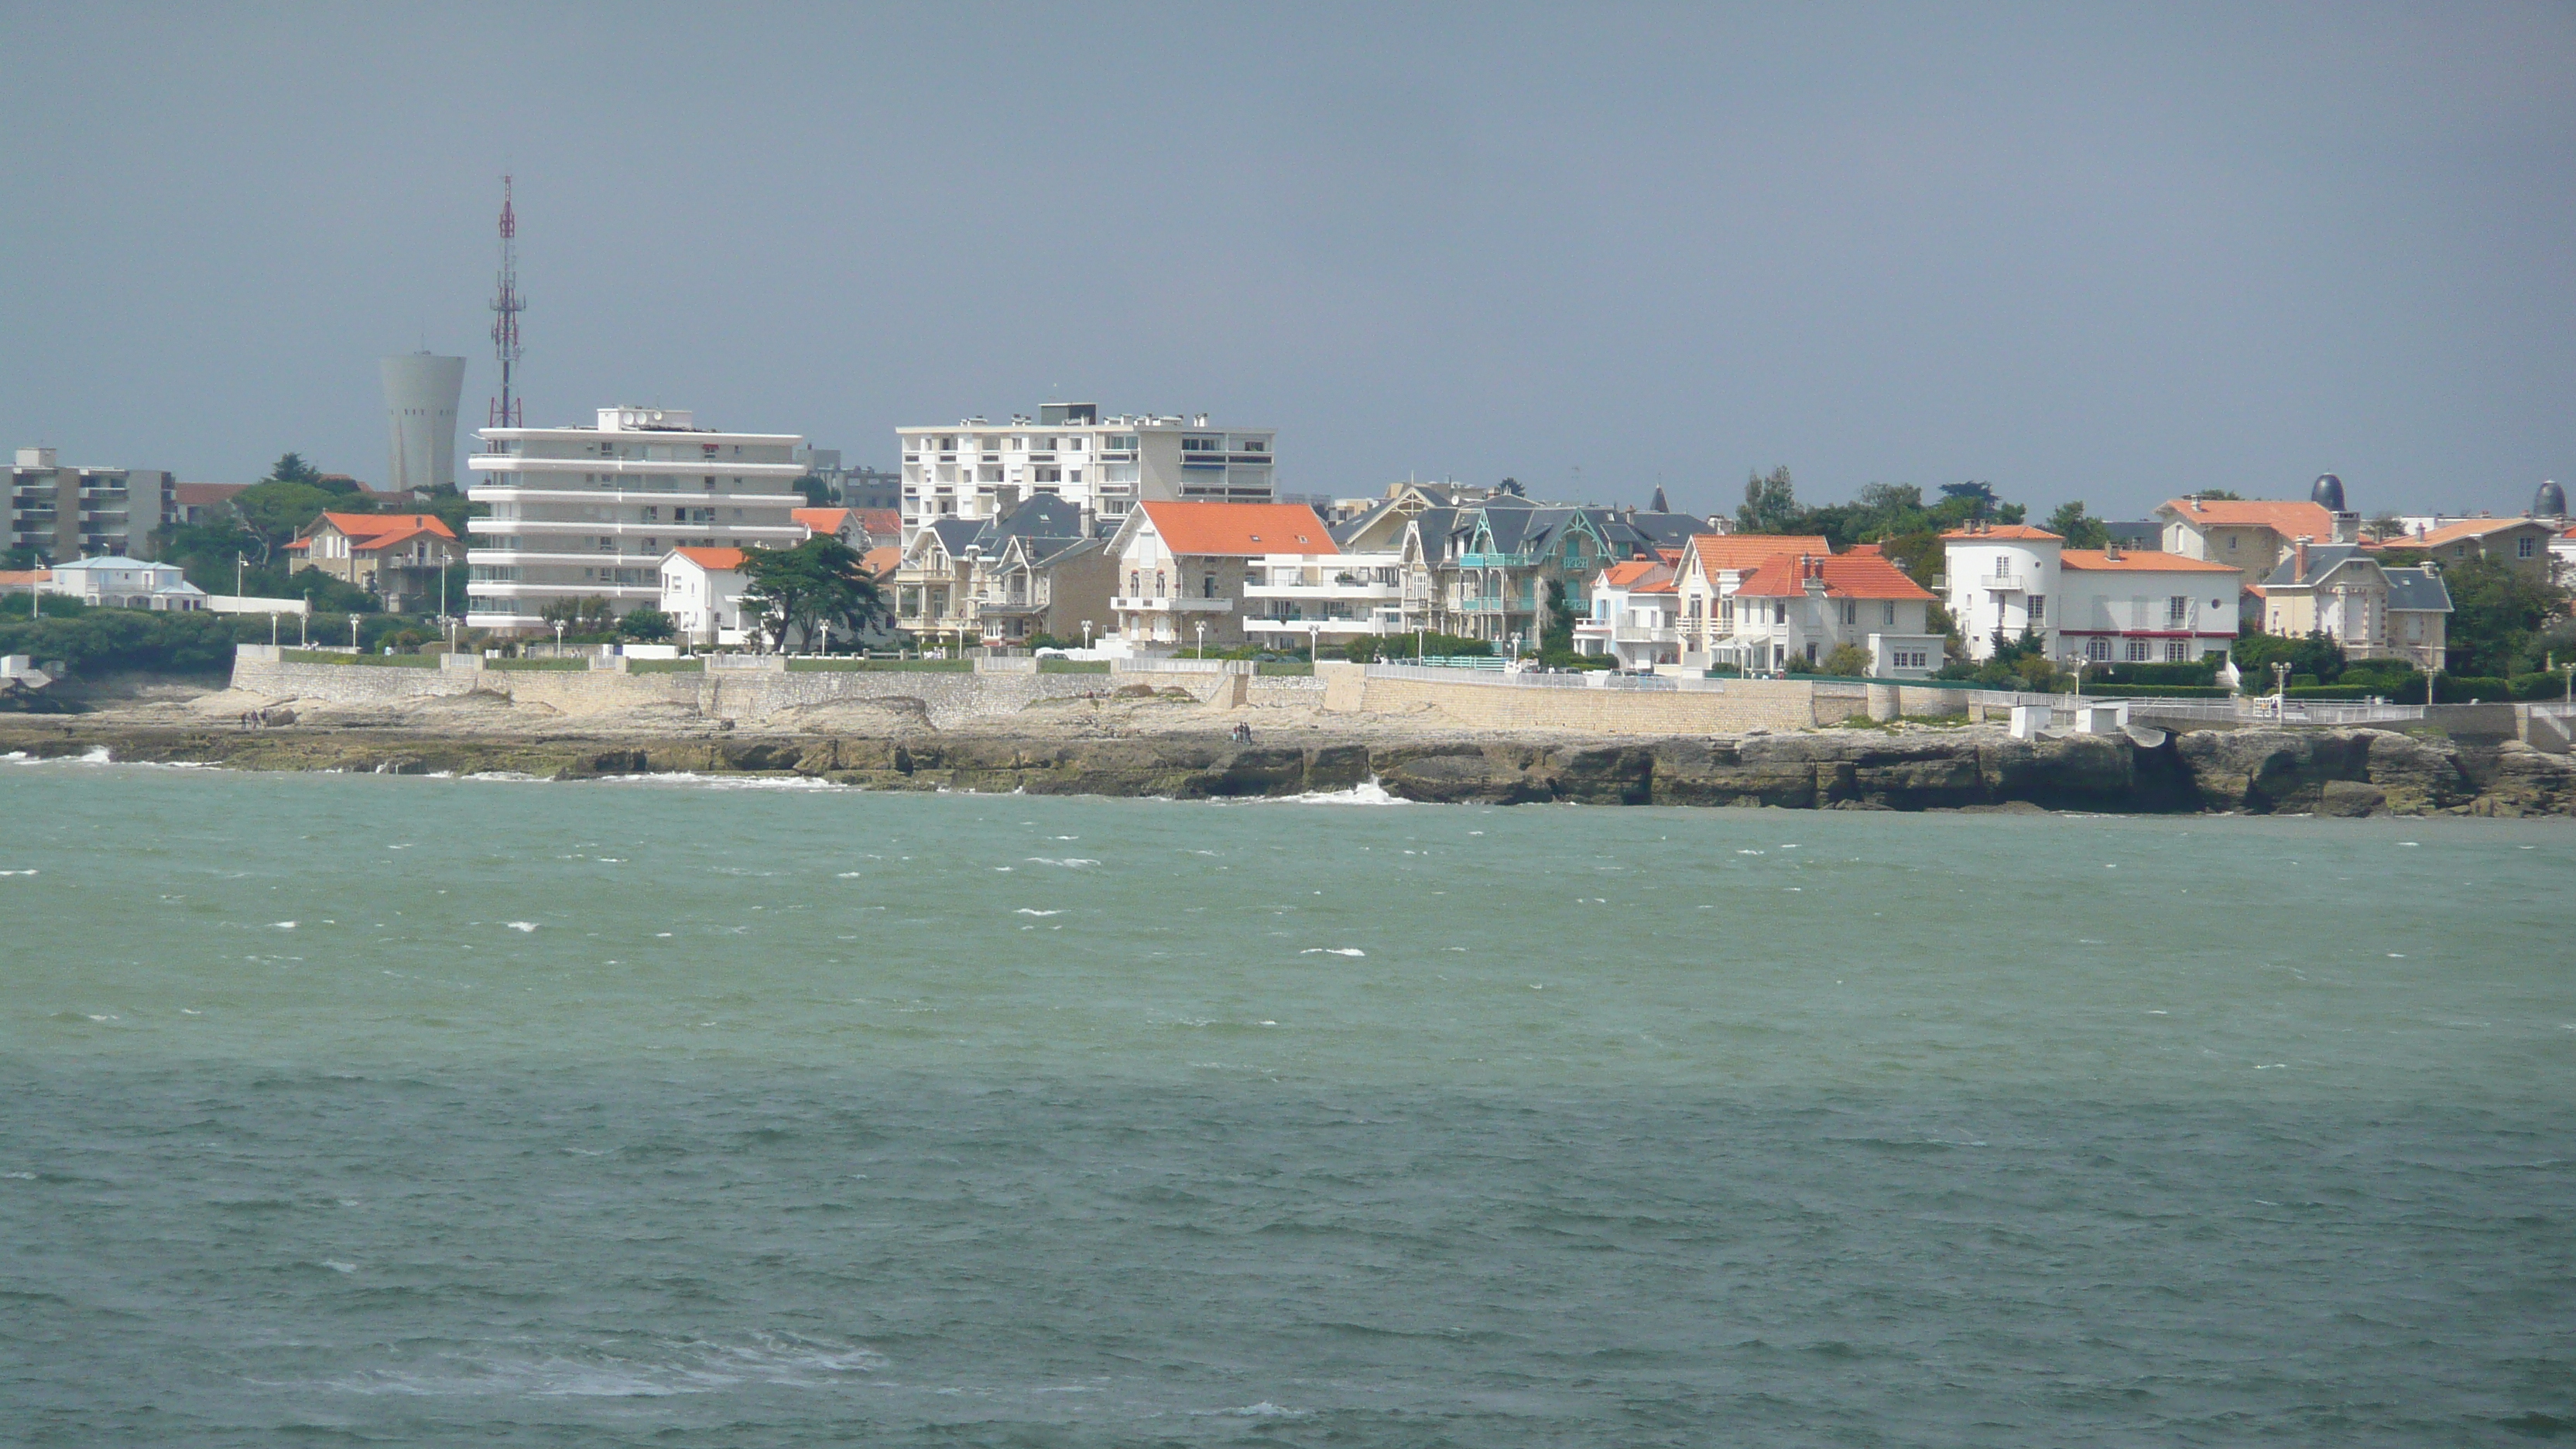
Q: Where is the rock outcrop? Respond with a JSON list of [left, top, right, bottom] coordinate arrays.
[[3, 719, 2567, 816]]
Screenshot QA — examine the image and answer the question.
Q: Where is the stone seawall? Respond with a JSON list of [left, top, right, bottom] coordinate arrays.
[[9, 718, 2570, 817], [227, 656, 1228, 728]]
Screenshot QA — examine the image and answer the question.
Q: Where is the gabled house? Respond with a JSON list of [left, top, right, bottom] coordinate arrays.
[[289, 512, 464, 612], [978, 533, 1116, 646], [2369, 516, 2557, 581], [659, 546, 754, 648], [1715, 546, 1942, 677], [2153, 495, 2339, 595], [1942, 522, 2239, 664], [891, 494, 1091, 646], [1572, 557, 1684, 669], [1672, 533, 1833, 663], [2256, 541, 2451, 671], [1105, 500, 1335, 651]]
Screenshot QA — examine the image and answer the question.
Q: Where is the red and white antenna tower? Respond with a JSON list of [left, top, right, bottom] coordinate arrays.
[[488, 176, 526, 428]]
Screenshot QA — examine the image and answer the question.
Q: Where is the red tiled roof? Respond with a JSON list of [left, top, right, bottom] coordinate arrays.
[[2156, 498, 2334, 537], [793, 507, 853, 537], [1136, 501, 1334, 556], [282, 538, 310, 552], [1938, 523, 2064, 541], [1732, 550, 1936, 601], [855, 509, 902, 538], [1684, 533, 1831, 582], [1598, 559, 1666, 589], [312, 512, 457, 543], [670, 546, 749, 570], [0, 569, 50, 587], [2058, 549, 2239, 573], [860, 545, 901, 579], [2375, 517, 2549, 550]]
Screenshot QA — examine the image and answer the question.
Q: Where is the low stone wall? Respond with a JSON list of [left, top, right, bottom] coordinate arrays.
[[1325, 666, 1827, 734], [228, 649, 1231, 728]]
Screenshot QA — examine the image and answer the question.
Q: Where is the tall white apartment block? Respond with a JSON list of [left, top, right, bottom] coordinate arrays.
[[896, 402, 1274, 538], [465, 406, 806, 632]]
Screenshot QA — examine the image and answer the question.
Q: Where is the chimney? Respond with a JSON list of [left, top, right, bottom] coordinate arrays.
[[2105, 539, 2122, 561], [2293, 536, 2310, 583], [2332, 511, 2359, 545]]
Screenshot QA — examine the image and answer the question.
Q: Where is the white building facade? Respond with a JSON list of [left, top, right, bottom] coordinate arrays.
[[1943, 523, 2239, 663], [1242, 550, 1405, 650], [658, 546, 754, 648], [897, 402, 1275, 538], [467, 406, 806, 632]]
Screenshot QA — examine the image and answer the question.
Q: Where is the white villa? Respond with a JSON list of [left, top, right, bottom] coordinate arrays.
[[1942, 522, 2242, 664]]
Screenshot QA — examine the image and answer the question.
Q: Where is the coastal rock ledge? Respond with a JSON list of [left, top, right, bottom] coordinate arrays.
[[5, 721, 2571, 816]]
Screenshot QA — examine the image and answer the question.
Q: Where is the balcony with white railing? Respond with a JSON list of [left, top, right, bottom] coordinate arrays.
[[1979, 574, 2030, 593], [1113, 596, 1233, 613]]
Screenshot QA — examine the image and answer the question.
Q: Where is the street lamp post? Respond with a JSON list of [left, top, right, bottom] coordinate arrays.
[[351, 616, 360, 652], [2271, 659, 2292, 716], [235, 553, 245, 601], [553, 621, 565, 655], [1082, 619, 1093, 650], [1195, 621, 1205, 659], [1307, 622, 1320, 663]]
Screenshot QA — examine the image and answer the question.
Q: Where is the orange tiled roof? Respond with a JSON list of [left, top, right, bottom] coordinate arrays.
[[1597, 558, 1665, 589], [861, 545, 901, 578], [855, 509, 902, 537], [1732, 550, 1935, 601], [2381, 517, 2548, 550], [0, 569, 50, 587], [2058, 549, 2239, 573], [1938, 523, 2064, 541], [313, 512, 457, 543], [1684, 533, 1831, 582], [1136, 501, 1334, 556], [670, 546, 749, 570], [2156, 498, 2334, 537], [793, 507, 853, 537]]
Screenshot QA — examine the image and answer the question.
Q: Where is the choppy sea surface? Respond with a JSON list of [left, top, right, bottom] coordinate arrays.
[[2, 755, 2570, 1446]]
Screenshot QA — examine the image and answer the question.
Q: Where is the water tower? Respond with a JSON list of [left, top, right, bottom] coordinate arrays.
[[380, 352, 465, 494]]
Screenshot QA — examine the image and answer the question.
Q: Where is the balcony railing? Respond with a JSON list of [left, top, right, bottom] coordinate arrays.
[[1456, 551, 1533, 569], [1112, 596, 1232, 612]]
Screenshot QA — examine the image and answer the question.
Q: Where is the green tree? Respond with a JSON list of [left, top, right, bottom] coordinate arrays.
[[1821, 642, 1872, 677], [2043, 501, 2109, 549], [793, 474, 835, 507], [2364, 511, 2407, 543], [2232, 630, 2345, 687], [738, 537, 886, 652], [617, 607, 677, 642], [1735, 465, 1802, 533], [265, 452, 325, 487], [2391, 557, 2568, 677], [2188, 488, 2242, 502]]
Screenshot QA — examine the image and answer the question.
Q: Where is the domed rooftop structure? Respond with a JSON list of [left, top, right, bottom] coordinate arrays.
[[2535, 478, 2567, 519], [2311, 473, 2347, 512]]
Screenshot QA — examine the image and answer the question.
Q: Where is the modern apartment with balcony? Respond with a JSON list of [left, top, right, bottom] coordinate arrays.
[[1242, 550, 1406, 649], [896, 402, 1275, 538], [9, 447, 174, 564], [464, 406, 806, 632]]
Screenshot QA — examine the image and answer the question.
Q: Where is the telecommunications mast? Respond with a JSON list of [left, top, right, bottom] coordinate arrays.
[[488, 176, 526, 428]]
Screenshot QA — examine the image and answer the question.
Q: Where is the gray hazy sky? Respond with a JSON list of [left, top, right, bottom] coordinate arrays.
[[5, 2, 2570, 522]]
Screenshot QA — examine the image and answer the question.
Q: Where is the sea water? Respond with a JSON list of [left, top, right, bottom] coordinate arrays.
[[1, 758, 2569, 1446]]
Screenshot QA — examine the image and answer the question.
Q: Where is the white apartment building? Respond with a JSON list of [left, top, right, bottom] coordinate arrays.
[[896, 402, 1275, 537], [10, 447, 175, 564], [466, 406, 806, 632]]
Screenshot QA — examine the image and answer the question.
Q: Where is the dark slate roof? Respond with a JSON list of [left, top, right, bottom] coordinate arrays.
[[1406, 507, 1462, 564], [1614, 511, 1712, 550], [1015, 534, 1096, 567], [926, 517, 985, 558], [2259, 543, 2367, 587], [990, 494, 1086, 541], [2382, 567, 2452, 612]]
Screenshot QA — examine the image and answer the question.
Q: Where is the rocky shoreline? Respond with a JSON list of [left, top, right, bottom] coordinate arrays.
[[4, 716, 2571, 816]]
